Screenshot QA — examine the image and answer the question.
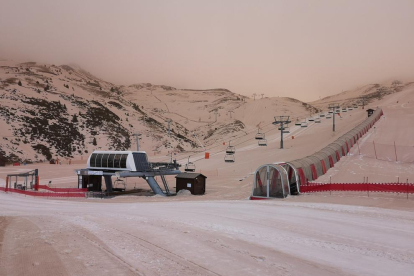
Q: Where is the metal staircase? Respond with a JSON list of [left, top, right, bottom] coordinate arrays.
[[160, 175, 172, 195]]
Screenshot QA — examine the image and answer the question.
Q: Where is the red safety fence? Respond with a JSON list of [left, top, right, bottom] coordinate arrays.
[[0, 187, 86, 198], [37, 185, 87, 193], [301, 182, 414, 194]]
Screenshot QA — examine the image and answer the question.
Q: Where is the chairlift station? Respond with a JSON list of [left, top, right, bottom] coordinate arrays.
[[76, 151, 181, 196]]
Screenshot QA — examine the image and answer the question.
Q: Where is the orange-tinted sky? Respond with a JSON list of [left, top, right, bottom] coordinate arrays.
[[1, 0, 414, 101]]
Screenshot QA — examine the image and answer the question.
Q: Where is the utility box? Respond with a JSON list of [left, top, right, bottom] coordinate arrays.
[[175, 173, 206, 195]]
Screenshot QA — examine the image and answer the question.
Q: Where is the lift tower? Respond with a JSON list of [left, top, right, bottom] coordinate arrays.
[[273, 116, 291, 149], [329, 103, 340, 132]]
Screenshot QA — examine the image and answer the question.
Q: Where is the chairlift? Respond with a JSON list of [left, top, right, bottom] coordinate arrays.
[[258, 139, 267, 146], [348, 107, 353, 110], [224, 154, 235, 163], [326, 114, 332, 119], [113, 178, 126, 192], [328, 110, 333, 114], [319, 113, 325, 117], [184, 156, 196, 172], [278, 126, 285, 130], [255, 129, 265, 140], [315, 118, 321, 123], [335, 109, 340, 113], [283, 127, 290, 133], [226, 141, 236, 154], [308, 117, 315, 121], [342, 108, 347, 112], [301, 122, 308, 127], [295, 119, 301, 126]]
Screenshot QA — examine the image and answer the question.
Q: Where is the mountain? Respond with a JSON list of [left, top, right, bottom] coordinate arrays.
[[311, 80, 413, 109], [0, 60, 323, 163]]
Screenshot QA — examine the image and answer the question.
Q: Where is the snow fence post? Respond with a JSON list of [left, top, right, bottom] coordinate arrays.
[[394, 141, 398, 162]]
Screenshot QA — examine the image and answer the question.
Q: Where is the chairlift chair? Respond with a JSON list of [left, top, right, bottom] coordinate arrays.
[[184, 156, 196, 172], [326, 114, 332, 119], [308, 117, 315, 121], [315, 118, 321, 123], [258, 139, 267, 146], [342, 108, 347, 112], [295, 119, 301, 126], [226, 141, 236, 154], [255, 130, 265, 140], [348, 107, 353, 110], [328, 110, 333, 114], [320, 113, 325, 117], [113, 178, 126, 192], [283, 127, 290, 133], [301, 122, 308, 127], [224, 154, 235, 163]]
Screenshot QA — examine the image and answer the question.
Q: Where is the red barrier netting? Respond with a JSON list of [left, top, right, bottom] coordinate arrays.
[[301, 183, 414, 194], [37, 185, 87, 193], [0, 187, 86, 198]]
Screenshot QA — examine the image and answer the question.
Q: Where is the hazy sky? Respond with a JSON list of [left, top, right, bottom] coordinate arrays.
[[1, 0, 414, 101]]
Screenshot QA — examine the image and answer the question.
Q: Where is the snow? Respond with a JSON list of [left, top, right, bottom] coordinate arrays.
[[176, 189, 192, 196], [0, 193, 413, 276]]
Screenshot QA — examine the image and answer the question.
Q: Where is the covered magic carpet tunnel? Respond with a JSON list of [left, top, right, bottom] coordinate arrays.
[[251, 108, 384, 199]]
